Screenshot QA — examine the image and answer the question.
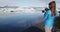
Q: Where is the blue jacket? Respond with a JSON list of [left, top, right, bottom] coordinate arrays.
[[44, 9, 55, 27]]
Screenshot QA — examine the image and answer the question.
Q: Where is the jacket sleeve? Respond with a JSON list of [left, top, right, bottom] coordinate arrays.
[[44, 11, 49, 21]]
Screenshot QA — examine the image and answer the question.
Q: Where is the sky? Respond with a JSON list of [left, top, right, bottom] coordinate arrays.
[[0, 0, 60, 7]]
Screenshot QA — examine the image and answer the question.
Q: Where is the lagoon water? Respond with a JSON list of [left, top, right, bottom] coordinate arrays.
[[0, 12, 44, 32]]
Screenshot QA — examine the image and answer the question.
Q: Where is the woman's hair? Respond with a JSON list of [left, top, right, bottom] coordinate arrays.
[[49, 1, 56, 6], [49, 2, 52, 5], [49, 1, 56, 16], [52, 1, 56, 3]]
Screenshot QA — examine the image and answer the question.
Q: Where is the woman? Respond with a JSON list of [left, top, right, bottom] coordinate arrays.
[[44, 1, 56, 32]]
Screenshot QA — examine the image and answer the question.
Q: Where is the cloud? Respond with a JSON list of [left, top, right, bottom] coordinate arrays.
[[0, 0, 20, 6], [32, 0, 60, 3], [0, 0, 60, 7]]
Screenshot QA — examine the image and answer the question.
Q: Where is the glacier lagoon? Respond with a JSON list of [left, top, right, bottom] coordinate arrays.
[[0, 11, 44, 32]]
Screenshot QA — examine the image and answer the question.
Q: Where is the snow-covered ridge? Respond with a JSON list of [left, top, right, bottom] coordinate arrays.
[[0, 6, 45, 18], [0, 6, 45, 13]]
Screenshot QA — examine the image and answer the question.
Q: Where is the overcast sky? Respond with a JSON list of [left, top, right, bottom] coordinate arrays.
[[0, 0, 60, 7]]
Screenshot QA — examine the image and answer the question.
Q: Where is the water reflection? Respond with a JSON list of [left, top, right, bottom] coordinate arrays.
[[0, 12, 44, 32]]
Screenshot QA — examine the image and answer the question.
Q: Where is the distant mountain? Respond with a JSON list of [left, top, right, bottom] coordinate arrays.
[[0, 5, 18, 8]]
